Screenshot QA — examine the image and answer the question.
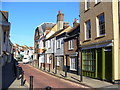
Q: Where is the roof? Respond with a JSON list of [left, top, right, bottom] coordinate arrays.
[[67, 24, 80, 33], [46, 24, 57, 39], [55, 26, 72, 37]]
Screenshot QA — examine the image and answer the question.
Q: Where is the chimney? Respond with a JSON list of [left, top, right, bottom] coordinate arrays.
[[57, 10, 64, 30], [73, 18, 79, 27], [63, 22, 69, 28], [57, 10, 64, 22], [2, 11, 8, 20]]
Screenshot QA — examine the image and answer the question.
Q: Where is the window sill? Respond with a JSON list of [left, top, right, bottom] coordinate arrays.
[[83, 38, 91, 43], [70, 69, 77, 71], [68, 48, 74, 51], [94, 2, 101, 7], [95, 34, 106, 40], [84, 7, 90, 13]]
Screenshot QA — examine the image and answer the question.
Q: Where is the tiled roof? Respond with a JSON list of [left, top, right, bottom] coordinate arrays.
[[55, 26, 72, 37]]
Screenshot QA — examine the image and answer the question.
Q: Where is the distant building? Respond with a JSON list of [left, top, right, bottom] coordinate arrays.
[[34, 23, 55, 68]]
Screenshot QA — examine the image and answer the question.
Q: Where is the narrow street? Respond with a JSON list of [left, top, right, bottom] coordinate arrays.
[[20, 64, 88, 88]]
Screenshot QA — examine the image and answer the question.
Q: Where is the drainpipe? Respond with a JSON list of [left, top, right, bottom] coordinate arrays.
[[77, 33, 82, 82]]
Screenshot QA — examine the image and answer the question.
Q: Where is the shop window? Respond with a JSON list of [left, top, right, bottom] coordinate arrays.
[[82, 49, 96, 72]]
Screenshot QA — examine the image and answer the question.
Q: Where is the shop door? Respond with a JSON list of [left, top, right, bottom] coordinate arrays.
[[104, 47, 112, 81], [97, 48, 102, 79]]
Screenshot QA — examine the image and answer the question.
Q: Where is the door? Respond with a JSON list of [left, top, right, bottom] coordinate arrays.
[[105, 47, 112, 81], [97, 48, 102, 79]]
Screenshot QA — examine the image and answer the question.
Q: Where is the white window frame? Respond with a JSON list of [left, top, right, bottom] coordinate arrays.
[[57, 57, 60, 66], [84, 20, 91, 40], [68, 40, 74, 50], [48, 40, 51, 49], [57, 40, 61, 49], [96, 13, 105, 37], [70, 57, 77, 71], [85, 0, 90, 10], [95, 0, 102, 4]]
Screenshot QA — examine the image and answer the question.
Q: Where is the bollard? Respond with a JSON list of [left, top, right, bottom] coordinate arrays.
[[21, 71, 24, 86], [65, 66, 67, 77], [45, 86, 52, 90], [17, 66, 20, 80], [29, 76, 33, 90], [49, 64, 50, 72]]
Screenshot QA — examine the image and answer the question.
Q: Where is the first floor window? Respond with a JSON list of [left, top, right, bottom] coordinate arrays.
[[68, 40, 74, 50], [97, 13, 105, 36], [57, 40, 61, 49], [85, 0, 90, 10], [85, 20, 91, 40], [70, 57, 77, 70]]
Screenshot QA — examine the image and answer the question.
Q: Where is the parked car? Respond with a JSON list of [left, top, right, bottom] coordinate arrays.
[[22, 55, 30, 64], [16, 54, 24, 62]]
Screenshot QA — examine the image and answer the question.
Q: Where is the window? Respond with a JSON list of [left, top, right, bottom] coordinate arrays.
[[70, 57, 77, 70], [85, 0, 90, 10], [36, 44, 39, 49], [56, 57, 60, 66], [85, 20, 91, 40], [57, 40, 61, 49], [48, 40, 51, 49], [3, 31, 6, 43], [82, 49, 96, 72], [95, 0, 101, 4], [97, 13, 105, 37], [68, 40, 74, 50]]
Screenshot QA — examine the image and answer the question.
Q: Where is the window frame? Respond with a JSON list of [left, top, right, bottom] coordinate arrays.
[[56, 57, 60, 66], [85, 0, 90, 10], [96, 13, 105, 37], [84, 20, 91, 40], [57, 40, 61, 49], [68, 39, 74, 50], [70, 57, 77, 71]]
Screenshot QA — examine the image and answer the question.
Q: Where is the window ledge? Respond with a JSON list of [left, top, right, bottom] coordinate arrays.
[[84, 7, 90, 13], [68, 48, 74, 51], [70, 69, 77, 71], [83, 38, 91, 43], [94, 2, 101, 7], [95, 34, 106, 39]]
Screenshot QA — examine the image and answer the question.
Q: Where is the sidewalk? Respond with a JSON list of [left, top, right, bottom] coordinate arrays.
[[8, 78, 28, 89], [34, 65, 120, 89]]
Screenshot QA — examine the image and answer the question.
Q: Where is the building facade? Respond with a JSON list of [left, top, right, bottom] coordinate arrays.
[[0, 11, 12, 66], [64, 24, 80, 75], [34, 23, 55, 68], [80, 1, 120, 82]]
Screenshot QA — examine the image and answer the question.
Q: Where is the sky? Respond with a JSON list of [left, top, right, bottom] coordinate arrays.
[[1, 2, 80, 47]]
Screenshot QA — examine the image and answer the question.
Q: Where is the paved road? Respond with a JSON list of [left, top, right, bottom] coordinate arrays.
[[20, 64, 88, 88]]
